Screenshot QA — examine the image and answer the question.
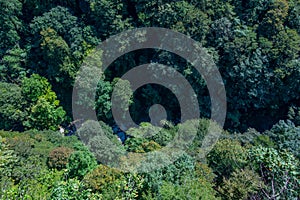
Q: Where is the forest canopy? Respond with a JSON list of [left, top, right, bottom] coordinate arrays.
[[0, 0, 299, 199]]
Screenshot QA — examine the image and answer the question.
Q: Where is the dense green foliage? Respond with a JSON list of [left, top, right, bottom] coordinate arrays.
[[0, 121, 299, 199], [0, 0, 299, 199], [0, 0, 299, 131], [0, 74, 66, 131]]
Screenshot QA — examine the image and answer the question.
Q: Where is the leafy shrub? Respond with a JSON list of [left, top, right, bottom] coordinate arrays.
[[140, 153, 196, 194], [120, 173, 144, 200], [159, 178, 219, 200], [1, 169, 63, 199], [142, 140, 162, 152], [253, 134, 275, 147], [83, 164, 123, 192], [83, 165, 145, 199], [51, 178, 102, 200], [207, 139, 248, 179], [67, 144, 97, 179], [126, 122, 175, 146], [194, 162, 216, 184], [125, 137, 147, 153], [7, 134, 35, 158], [249, 146, 300, 199], [175, 119, 225, 158], [217, 168, 262, 200], [125, 138, 161, 153], [36, 130, 78, 148], [48, 147, 74, 170], [0, 136, 18, 176], [265, 120, 300, 158]]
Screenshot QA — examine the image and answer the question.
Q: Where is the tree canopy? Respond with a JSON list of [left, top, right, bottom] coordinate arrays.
[[0, 0, 299, 199]]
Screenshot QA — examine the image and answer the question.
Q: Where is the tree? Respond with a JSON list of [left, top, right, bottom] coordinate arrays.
[[140, 153, 196, 194], [207, 139, 248, 179], [26, 97, 66, 131], [126, 122, 175, 147], [208, 17, 234, 48], [258, 0, 289, 37], [51, 178, 101, 200], [76, 120, 125, 166], [21, 74, 53, 103], [0, 0, 22, 57], [29, 6, 99, 113], [22, 0, 89, 21], [137, 1, 211, 43], [82, 164, 124, 193], [0, 82, 24, 130], [265, 120, 300, 159], [159, 178, 219, 200], [30, 5, 98, 66], [111, 78, 133, 122], [95, 79, 113, 122], [217, 168, 262, 200], [67, 143, 97, 179], [236, 0, 273, 26], [157, 159, 218, 199], [0, 130, 82, 199], [287, 0, 300, 33], [38, 28, 75, 84], [30, 6, 78, 39], [0, 47, 26, 83], [21, 74, 66, 130], [48, 147, 74, 170], [271, 28, 300, 66], [89, 0, 133, 38], [217, 20, 299, 130]]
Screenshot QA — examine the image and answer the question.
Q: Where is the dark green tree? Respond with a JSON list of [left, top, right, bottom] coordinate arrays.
[[0, 0, 22, 57], [265, 120, 300, 159], [88, 0, 133, 38], [0, 82, 24, 130], [0, 47, 26, 83], [67, 143, 97, 179]]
